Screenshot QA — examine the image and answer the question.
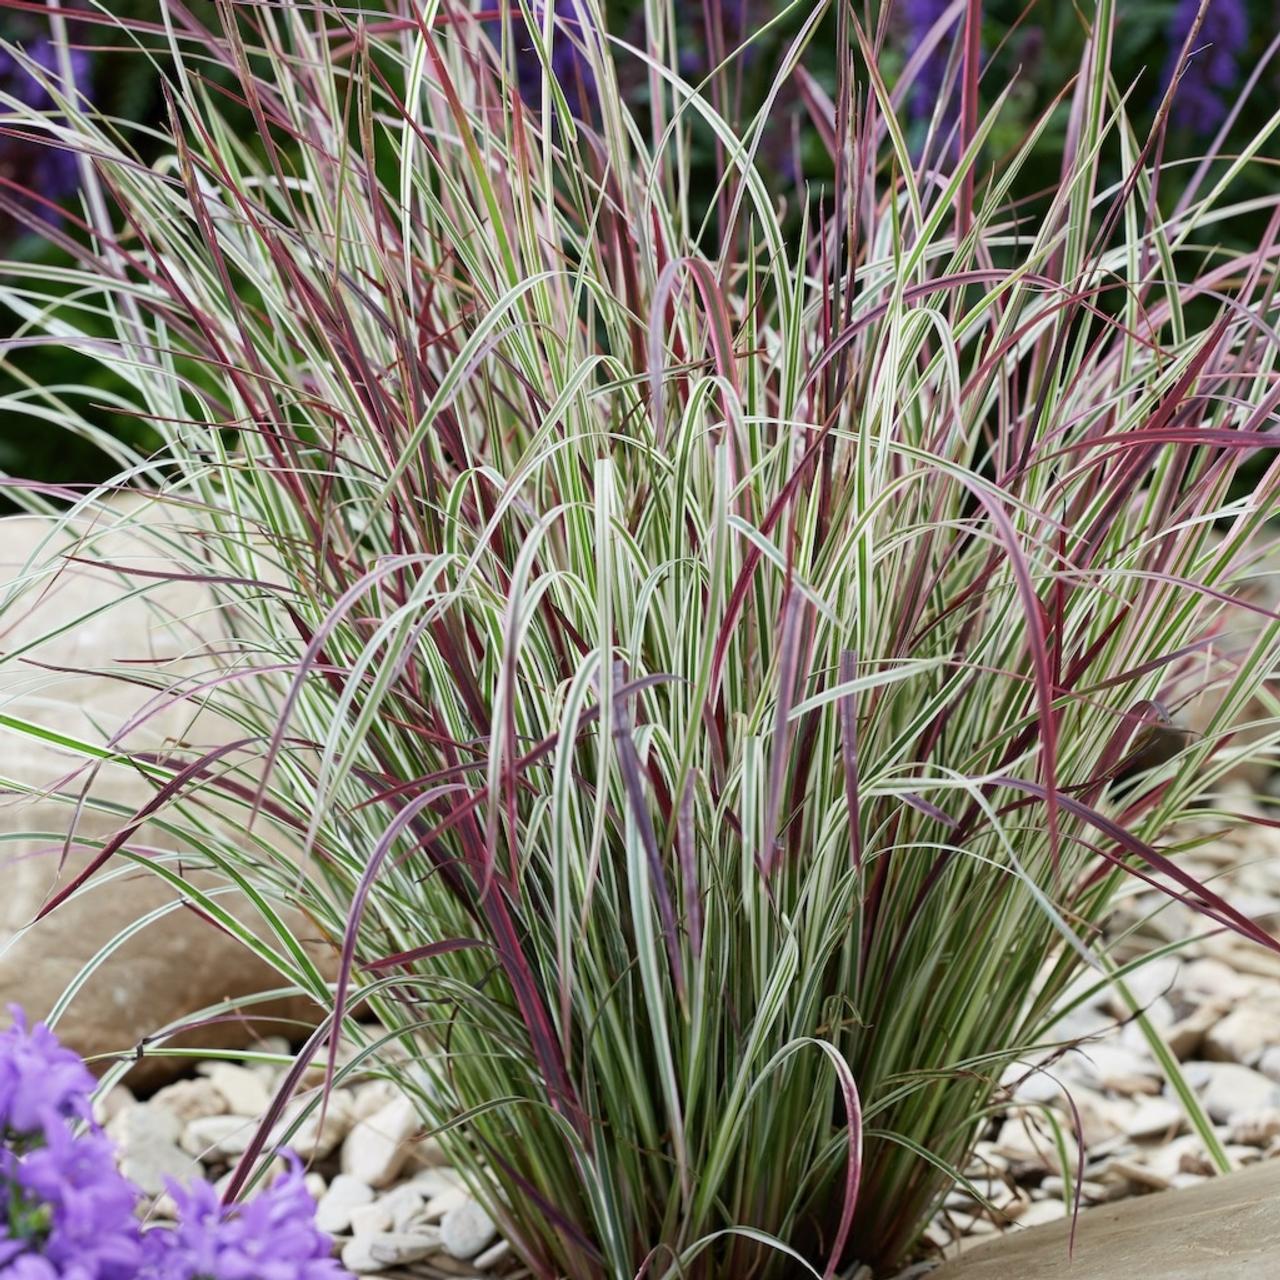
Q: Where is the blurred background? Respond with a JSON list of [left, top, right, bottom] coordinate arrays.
[[1, 0, 1276, 499]]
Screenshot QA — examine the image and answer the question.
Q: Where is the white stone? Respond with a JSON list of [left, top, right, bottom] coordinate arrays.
[[341, 1094, 420, 1188], [349, 1201, 393, 1236], [1176, 957, 1257, 1003], [351, 1079, 398, 1123], [109, 1102, 181, 1150], [92, 1084, 136, 1126], [342, 1231, 440, 1272], [150, 1078, 228, 1125], [1204, 1006, 1280, 1067], [1229, 1108, 1280, 1147], [1259, 1045, 1280, 1083], [381, 1184, 427, 1232], [272, 1089, 355, 1160], [1188, 1061, 1280, 1122], [1121, 1095, 1185, 1140], [1105, 958, 1181, 1014], [120, 1140, 201, 1197], [316, 1174, 376, 1235], [474, 1239, 512, 1271], [209, 1063, 273, 1116], [424, 1186, 469, 1220], [181, 1114, 256, 1161], [1012, 1199, 1067, 1228], [440, 1199, 496, 1259]]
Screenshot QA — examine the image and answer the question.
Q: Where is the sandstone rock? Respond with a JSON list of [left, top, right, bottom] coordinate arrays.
[[0, 507, 333, 1086], [932, 1159, 1280, 1279]]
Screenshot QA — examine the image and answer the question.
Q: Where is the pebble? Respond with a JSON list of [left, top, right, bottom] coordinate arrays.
[[150, 1078, 228, 1124], [316, 1174, 376, 1235], [181, 1114, 256, 1160], [209, 1063, 273, 1116], [1203, 1004, 1280, 1067], [1187, 1061, 1280, 1123], [342, 1094, 420, 1188], [474, 1238, 512, 1270], [96, 795, 1280, 1276], [1121, 1095, 1185, 1140], [440, 1198, 497, 1259], [272, 1090, 356, 1160], [342, 1231, 441, 1273], [120, 1138, 201, 1197]]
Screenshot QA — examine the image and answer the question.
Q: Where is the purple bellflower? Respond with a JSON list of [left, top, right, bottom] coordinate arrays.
[[0, 35, 90, 226], [491, 2, 598, 121], [0, 1009, 144, 1279], [903, 0, 959, 122], [139, 1156, 349, 1280], [1162, 0, 1248, 133], [2, 1009, 353, 1280]]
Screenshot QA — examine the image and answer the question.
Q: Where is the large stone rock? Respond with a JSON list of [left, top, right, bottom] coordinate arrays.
[[932, 1159, 1280, 1279], [0, 503, 331, 1086]]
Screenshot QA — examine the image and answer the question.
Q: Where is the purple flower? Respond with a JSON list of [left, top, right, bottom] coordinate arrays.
[[490, 2, 598, 120], [0, 36, 90, 224], [2, 1011, 352, 1280], [680, 1, 765, 79], [904, 0, 959, 122], [0, 1006, 97, 1140], [0, 1013, 144, 1278], [140, 1155, 349, 1280], [7, 1123, 144, 1279], [1162, 0, 1248, 132]]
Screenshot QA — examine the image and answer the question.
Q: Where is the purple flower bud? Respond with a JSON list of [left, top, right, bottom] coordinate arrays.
[[1162, 0, 1248, 132]]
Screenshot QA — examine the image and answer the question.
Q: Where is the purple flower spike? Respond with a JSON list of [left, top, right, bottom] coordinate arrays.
[[3, 1010, 353, 1279], [0, 35, 91, 225], [904, 0, 959, 122], [0, 1006, 97, 1139], [491, 2, 598, 121], [141, 1154, 349, 1280], [1163, 0, 1248, 133]]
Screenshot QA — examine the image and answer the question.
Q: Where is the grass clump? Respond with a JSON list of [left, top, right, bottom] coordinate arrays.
[[2, 2, 1280, 1276]]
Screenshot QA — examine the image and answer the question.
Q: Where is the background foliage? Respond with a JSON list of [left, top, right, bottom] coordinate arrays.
[[3, 0, 1278, 493]]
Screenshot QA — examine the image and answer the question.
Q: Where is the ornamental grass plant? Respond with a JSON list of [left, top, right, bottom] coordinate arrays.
[[2, 1, 1280, 1276]]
